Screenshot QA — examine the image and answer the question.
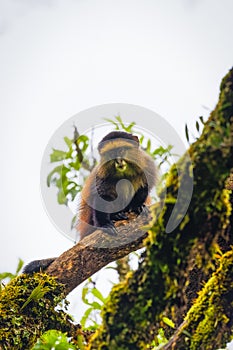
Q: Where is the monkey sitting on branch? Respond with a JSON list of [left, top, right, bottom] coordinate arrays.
[[23, 131, 157, 274]]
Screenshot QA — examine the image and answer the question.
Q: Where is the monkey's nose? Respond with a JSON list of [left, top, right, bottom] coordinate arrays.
[[115, 158, 127, 170]]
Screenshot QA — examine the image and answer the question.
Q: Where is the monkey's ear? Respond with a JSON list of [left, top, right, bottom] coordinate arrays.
[[132, 135, 139, 145]]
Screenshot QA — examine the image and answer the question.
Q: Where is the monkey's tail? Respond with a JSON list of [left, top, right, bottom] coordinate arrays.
[[23, 258, 56, 274]]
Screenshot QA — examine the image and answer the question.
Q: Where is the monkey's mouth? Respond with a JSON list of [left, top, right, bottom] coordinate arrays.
[[115, 158, 127, 172]]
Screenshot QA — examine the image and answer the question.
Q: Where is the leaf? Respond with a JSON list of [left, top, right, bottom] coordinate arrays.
[[68, 186, 80, 201], [80, 307, 93, 327], [77, 333, 85, 350], [47, 165, 63, 187], [91, 287, 107, 304], [57, 189, 67, 205], [146, 139, 151, 152], [139, 134, 145, 144], [81, 286, 90, 305], [90, 301, 103, 310], [77, 135, 89, 152], [64, 136, 73, 148], [196, 120, 200, 132], [115, 115, 124, 125], [16, 258, 24, 274], [162, 316, 175, 329], [32, 330, 76, 350], [50, 149, 68, 162], [0, 272, 15, 281], [78, 135, 89, 143], [21, 284, 51, 310], [185, 123, 190, 143], [125, 121, 136, 132], [199, 116, 204, 124], [104, 118, 120, 130]]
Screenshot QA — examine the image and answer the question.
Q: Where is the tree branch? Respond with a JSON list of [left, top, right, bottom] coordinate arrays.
[[45, 211, 151, 295]]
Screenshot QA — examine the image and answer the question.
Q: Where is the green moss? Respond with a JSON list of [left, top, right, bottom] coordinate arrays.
[[183, 249, 233, 350], [88, 68, 233, 349], [0, 273, 73, 349]]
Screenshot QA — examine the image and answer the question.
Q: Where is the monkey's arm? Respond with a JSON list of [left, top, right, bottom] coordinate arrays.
[[128, 185, 149, 214], [93, 196, 117, 235]]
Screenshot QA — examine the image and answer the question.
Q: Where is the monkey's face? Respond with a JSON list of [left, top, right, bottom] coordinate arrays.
[[99, 145, 142, 179]]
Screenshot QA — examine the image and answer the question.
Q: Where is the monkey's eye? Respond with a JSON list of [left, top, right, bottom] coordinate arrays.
[[111, 149, 123, 159], [104, 148, 123, 159], [117, 148, 125, 158]]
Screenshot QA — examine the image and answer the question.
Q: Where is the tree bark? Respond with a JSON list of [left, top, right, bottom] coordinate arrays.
[[46, 211, 151, 295]]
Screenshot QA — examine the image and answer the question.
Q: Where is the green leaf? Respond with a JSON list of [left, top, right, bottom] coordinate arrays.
[[115, 115, 124, 125], [77, 135, 89, 143], [16, 258, 24, 274], [77, 135, 89, 152], [21, 284, 51, 310], [162, 316, 175, 329], [90, 301, 102, 310], [57, 189, 67, 205], [114, 115, 136, 132], [32, 330, 76, 350], [104, 118, 120, 130], [68, 186, 80, 201], [77, 333, 85, 350], [64, 136, 73, 148], [82, 286, 90, 305], [125, 121, 136, 132], [92, 287, 107, 304], [69, 160, 81, 171], [146, 139, 151, 152], [80, 307, 93, 327], [47, 165, 63, 187], [50, 149, 68, 162], [0, 272, 15, 280], [196, 120, 200, 132], [139, 134, 145, 144]]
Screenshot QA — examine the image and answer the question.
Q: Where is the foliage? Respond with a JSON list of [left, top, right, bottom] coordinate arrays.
[[32, 330, 76, 350], [0, 258, 24, 286], [0, 273, 74, 349], [80, 278, 109, 331], [47, 127, 90, 205], [185, 115, 205, 144]]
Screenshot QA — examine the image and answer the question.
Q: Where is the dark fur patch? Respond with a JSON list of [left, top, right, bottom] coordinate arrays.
[[98, 131, 139, 152]]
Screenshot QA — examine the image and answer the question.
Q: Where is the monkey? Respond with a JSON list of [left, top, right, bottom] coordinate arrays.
[[23, 131, 157, 273], [77, 131, 157, 239]]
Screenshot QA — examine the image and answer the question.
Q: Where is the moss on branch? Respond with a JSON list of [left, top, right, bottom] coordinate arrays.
[[88, 68, 233, 349], [0, 274, 75, 349]]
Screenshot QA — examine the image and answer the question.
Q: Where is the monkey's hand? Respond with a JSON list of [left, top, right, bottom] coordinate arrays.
[[111, 211, 129, 221], [133, 204, 149, 216], [101, 222, 118, 236]]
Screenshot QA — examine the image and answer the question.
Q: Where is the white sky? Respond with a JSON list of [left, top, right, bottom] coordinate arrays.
[[0, 0, 233, 333]]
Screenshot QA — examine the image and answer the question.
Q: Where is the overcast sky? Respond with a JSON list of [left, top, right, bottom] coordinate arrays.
[[0, 0, 233, 330]]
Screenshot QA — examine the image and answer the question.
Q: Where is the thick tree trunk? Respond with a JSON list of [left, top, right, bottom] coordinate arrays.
[[88, 67, 233, 349]]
